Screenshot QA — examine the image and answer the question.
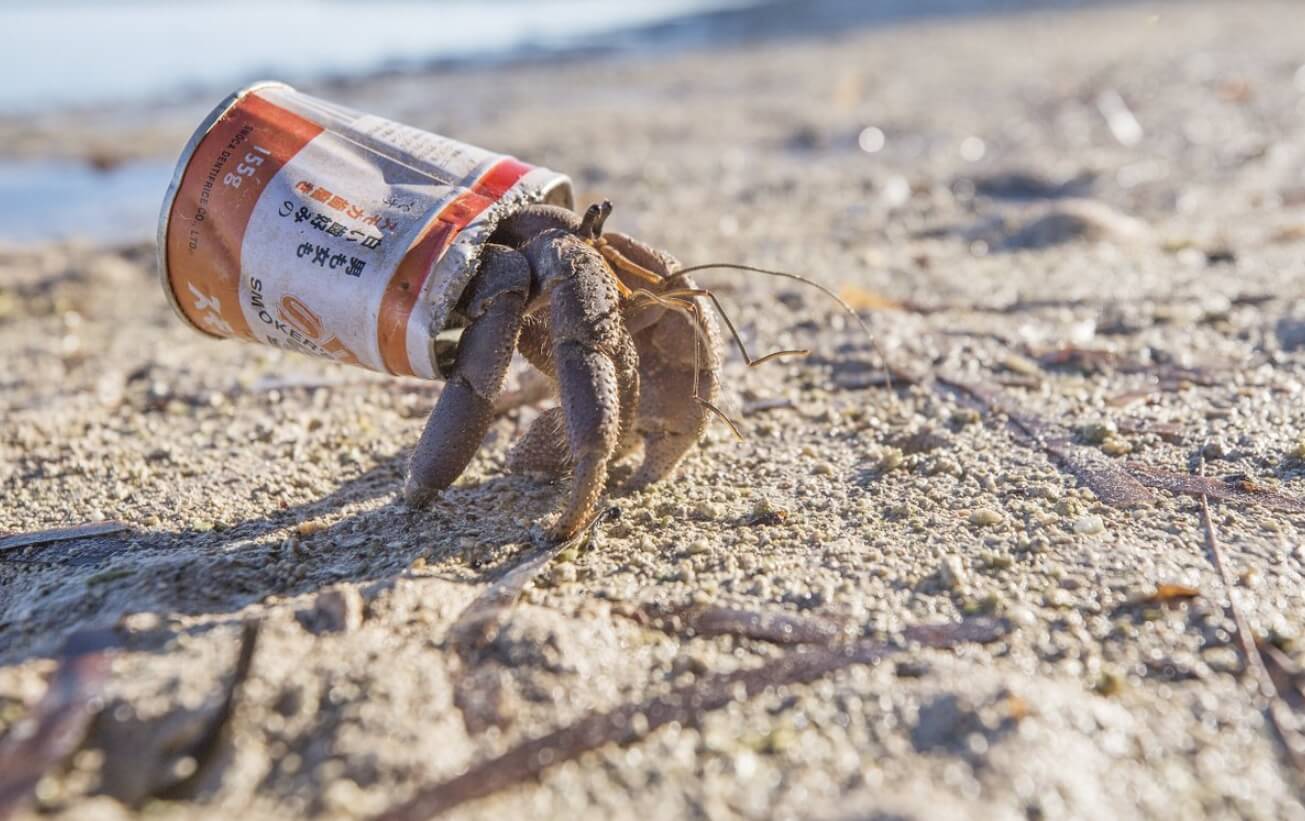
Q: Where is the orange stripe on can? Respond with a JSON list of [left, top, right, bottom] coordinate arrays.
[[377, 157, 532, 376], [377, 220, 457, 376], [475, 158, 534, 199], [165, 93, 323, 341]]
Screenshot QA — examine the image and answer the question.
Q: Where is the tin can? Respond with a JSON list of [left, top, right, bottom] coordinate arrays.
[[158, 82, 572, 379]]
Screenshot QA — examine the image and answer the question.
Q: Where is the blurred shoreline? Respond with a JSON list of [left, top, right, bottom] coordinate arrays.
[[0, 0, 761, 116], [0, 0, 1112, 244]]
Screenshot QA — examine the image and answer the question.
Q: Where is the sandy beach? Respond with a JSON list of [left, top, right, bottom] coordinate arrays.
[[4, 1, 1305, 818]]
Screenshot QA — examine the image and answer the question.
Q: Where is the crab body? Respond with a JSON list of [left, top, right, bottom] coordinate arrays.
[[404, 202, 721, 540]]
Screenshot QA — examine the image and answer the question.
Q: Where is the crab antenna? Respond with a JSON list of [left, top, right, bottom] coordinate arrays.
[[674, 262, 892, 389], [628, 287, 807, 369], [697, 397, 745, 441], [691, 305, 702, 403], [698, 289, 809, 369], [625, 288, 717, 356]]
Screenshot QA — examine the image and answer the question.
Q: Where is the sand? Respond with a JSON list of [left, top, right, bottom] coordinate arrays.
[[4, 1, 1305, 818]]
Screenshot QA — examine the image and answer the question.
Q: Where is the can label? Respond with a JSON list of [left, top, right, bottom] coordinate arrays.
[[159, 84, 571, 379]]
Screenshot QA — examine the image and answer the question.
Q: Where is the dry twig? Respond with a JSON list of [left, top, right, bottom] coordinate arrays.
[[0, 522, 131, 554], [0, 630, 117, 817], [152, 621, 260, 801], [1196, 467, 1305, 784], [447, 509, 619, 734], [1128, 465, 1305, 514], [377, 618, 1006, 820], [936, 375, 1153, 507]]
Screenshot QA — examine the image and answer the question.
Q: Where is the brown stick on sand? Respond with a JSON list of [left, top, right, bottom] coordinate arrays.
[[0, 629, 118, 817], [1195, 457, 1305, 785], [0, 521, 131, 553], [936, 374, 1154, 508], [377, 617, 1008, 820]]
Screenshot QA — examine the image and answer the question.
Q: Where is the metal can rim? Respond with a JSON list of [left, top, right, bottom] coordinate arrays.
[[155, 80, 296, 335]]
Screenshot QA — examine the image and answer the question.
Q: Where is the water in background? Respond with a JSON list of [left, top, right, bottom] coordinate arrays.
[[0, 159, 175, 247], [0, 0, 1099, 244], [0, 0, 758, 244], [0, 0, 757, 114]]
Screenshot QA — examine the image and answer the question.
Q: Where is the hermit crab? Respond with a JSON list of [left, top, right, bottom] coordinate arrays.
[[402, 201, 729, 541], [159, 84, 867, 543]]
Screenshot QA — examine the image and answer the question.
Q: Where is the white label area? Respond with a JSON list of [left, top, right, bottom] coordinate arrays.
[[238, 130, 453, 378], [350, 114, 502, 188]]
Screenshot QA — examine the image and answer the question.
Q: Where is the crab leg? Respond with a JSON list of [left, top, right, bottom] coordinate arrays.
[[600, 233, 723, 491], [403, 245, 531, 506], [522, 229, 636, 540]]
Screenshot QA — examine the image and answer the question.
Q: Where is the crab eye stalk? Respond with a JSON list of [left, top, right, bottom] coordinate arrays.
[[578, 199, 613, 240]]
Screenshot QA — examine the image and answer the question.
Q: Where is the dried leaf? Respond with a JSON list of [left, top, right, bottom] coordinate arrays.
[[152, 621, 259, 801], [1044, 440, 1154, 507], [0, 629, 117, 817], [937, 376, 1154, 508], [664, 605, 847, 646], [0, 521, 131, 553], [1126, 464, 1305, 513], [839, 285, 901, 311], [1149, 583, 1200, 603]]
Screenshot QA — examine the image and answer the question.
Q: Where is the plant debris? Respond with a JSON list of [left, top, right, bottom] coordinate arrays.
[[1125, 464, 1305, 513], [375, 617, 1006, 821], [902, 617, 1010, 647], [447, 510, 619, 734], [447, 543, 571, 733], [1258, 643, 1305, 711], [93, 621, 262, 806], [829, 361, 924, 391], [642, 604, 850, 646], [1197, 486, 1305, 784], [0, 521, 131, 554], [741, 396, 796, 416], [0, 629, 117, 817], [1147, 583, 1201, 604], [937, 376, 1154, 507], [152, 620, 260, 802]]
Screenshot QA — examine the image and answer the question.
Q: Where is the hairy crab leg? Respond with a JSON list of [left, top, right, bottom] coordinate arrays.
[[521, 228, 635, 540], [602, 236, 724, 492], [404, 246, 531, 506]]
